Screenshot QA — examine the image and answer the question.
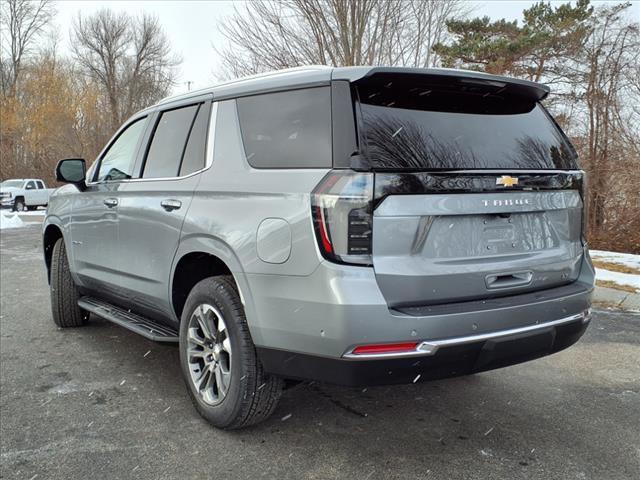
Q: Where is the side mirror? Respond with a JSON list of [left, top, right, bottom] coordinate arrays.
[[56, 158, 87, 191]]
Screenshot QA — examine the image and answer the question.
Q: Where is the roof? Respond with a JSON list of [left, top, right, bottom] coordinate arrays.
[[157, 65, 550, 107], [158, 66, 332, 106]]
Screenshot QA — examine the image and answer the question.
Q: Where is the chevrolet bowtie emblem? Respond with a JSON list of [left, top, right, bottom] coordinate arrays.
[[496, 175, 519, 187]]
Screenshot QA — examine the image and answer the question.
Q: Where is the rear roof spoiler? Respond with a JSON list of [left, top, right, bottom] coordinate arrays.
[[332, 66, 550, 101]]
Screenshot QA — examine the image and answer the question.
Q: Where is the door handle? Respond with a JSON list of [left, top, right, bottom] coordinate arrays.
[[161, 199, 182, 211], [103, 198, 118, 208]]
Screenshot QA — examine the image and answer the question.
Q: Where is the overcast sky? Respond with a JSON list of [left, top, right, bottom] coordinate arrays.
[[53, 1, 640, 96]]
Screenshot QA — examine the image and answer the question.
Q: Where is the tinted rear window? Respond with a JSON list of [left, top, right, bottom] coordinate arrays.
[[179, 103, 211, 176], [144, 104, 199, 178], [236, 87, 331, 168], [357, 83, 577, 170]]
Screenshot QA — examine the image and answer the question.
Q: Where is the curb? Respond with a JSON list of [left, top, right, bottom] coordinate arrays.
[[593, 286, 640, 312]]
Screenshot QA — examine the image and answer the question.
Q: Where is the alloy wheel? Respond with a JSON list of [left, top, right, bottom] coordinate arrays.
[[186, 303, 232, 405]]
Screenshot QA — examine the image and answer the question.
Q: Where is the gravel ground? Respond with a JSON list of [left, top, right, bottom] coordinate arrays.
[[1, 225, 639, 480]]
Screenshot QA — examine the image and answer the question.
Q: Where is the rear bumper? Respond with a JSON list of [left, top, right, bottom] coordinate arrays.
[[246, 248, 594, 384], [257, 310, 590, 386]]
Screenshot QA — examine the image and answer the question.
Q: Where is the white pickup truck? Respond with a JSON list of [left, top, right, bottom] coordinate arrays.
[[0, 178, 54, 211]]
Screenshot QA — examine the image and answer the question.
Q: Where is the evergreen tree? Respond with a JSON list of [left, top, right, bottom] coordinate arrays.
[[434, 0, 593, 81]]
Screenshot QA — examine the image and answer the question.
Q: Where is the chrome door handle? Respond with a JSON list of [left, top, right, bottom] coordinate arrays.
[[103, 198, 118, 208], [161, 199, 182, 211]]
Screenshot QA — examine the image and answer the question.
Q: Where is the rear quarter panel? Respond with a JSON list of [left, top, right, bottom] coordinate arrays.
[[181, 99, 328, 277], [177, 99, 329, 344]]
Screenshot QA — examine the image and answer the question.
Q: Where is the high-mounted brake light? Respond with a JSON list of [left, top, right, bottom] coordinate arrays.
[[311, 171, 373, 266], [351, 342, 419, 355]]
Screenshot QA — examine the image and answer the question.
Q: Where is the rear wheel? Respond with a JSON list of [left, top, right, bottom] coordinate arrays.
[[50, 238, 89, 327], [179, 276, 283, 429]]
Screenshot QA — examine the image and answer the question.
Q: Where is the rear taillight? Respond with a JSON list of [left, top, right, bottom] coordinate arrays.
[[311, 170, 373, 266]]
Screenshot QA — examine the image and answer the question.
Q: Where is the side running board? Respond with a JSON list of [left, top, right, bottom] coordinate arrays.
[[78, 296, 179, 343]]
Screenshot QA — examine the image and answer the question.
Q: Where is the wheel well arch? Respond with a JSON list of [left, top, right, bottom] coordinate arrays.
[[171, 251, 236, 321], [43, 224, 63, 283]]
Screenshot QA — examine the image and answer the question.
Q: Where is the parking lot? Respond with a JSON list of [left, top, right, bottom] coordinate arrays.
[[1, 224, 639, 479]]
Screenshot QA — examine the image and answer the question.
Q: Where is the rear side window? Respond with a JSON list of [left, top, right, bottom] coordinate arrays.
[[357, 80, 578, 170], [179, 103, 211, 176], [143, 104, 199, 178], [37, 181, 45, 189], [236, 87, 331, 168]]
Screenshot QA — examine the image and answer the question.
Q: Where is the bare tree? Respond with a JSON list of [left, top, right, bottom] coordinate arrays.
[[71, 9, 180, 130], [556, 3, 640, 251], [216, 0, 468, 79], [388, 0, 471, 68], [0, 0, 54, 95]]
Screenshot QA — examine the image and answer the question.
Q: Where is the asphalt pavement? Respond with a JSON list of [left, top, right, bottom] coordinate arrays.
[[1, 224, 639, 480]]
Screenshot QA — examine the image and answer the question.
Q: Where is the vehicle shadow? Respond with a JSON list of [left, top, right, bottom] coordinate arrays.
[[75, 315, 597, 477]]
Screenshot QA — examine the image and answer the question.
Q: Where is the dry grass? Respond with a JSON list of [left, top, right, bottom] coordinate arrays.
[[592, 259, 640, 275], [596, 279, 639, 294], [593, 299, 623, 310]]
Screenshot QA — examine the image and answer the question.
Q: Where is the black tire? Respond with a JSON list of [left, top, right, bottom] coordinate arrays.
[[50, 238, 89, 327], [179, 276, 283, 429], [12, 198, 25, 212], [27, 205, 38, 211]]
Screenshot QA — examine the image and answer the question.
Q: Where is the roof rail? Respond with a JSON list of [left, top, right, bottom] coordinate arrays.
[[158, 65, 332, 105]]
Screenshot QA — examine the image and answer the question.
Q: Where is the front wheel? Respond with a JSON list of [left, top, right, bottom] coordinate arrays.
[[12, 198, 25, 212], [50, 238, 89, 327], [179, 276, 283, 429]]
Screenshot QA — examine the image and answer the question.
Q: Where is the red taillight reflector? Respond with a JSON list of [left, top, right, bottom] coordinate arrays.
[[351, 342, 418, 355], [313, 205, 333, 254]]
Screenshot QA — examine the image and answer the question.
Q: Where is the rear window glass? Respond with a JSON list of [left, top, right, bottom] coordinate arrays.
[[236, 87, 331, 168], [357, 83, 578, 170], [144, 104, 199, 178], [179, 103, 211, 176]]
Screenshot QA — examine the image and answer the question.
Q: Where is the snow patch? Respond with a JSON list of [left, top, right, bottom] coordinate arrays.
[[591, 250, 640, 270], [591, 250, 640, 292], [595, 268, 640, 291], [0, 212, 24, 229], [16, 209, 46, 216]]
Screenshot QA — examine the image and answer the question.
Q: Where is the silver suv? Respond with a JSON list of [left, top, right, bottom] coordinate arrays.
[[44, 66, 594, 429]]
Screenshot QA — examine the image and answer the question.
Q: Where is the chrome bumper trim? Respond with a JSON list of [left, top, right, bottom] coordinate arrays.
[[343, 309, 591, 359]]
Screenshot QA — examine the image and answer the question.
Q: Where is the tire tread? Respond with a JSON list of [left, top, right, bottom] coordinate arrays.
[[50, 238, 87, 327], [181, 275, 283, 429]]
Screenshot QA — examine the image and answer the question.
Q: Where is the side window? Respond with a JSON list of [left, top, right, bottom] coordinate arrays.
[[179, 103, 211, 176], [37, 181, 45, 189], [96, 117, 147, 182], [236, 87, 331, 168], [25, 181, 36, 190], [143, 104, 199, 178]]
